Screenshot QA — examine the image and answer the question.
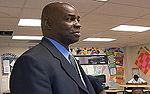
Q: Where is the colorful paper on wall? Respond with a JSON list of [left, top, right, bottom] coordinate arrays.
[[72, 47, 107, 55], [106, 51, 115, 63], [135, 48, 150, 74], [93, 65, 104, 75], [81, 65, 108, 76], [116, 66, 124, 77], [116, 78, 123, 84], [109, 80, 116, 86], [109, 76, 115, 81], [86, 65, 95, 75], [108, 63, 116, 76], [116, 66, 124, 84], [115, 52, 123, 66]]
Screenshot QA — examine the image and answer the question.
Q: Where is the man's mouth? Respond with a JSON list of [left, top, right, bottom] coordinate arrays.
[[73, 31, 81, 37]]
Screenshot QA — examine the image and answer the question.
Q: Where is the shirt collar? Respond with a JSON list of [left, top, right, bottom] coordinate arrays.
[[45, 37, 71, 63]]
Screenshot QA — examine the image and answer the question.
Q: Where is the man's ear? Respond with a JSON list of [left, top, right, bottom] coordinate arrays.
[[44, 20, 52, 30]]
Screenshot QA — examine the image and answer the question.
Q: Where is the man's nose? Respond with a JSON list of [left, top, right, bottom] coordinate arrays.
[[74, 19, 81, 28]]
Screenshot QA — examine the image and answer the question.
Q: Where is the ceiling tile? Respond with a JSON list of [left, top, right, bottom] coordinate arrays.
[[141, 14, 150, 19], [82, 14, 133, 24], [92, 3, 150, 18], [0, 18, 19, 26], [24, 0, 50, 9], [0, 26, 15, 31], [67, 0, 104, 14], [110, 0, 150, 8], [0, 0, 25, 8], [0, 7, 21, 17], [20, 8, 41, 18], [80, 23, 115, 39], [127, 18, 150, 26], [14, 27, 42, 35]]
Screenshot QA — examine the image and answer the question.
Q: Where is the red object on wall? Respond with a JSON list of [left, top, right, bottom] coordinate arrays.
[[135, 48, 150, 74]]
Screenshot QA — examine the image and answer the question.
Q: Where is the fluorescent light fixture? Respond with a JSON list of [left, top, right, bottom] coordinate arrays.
[[110, 25, 150, 32], [96, 0, 108, 2], [12, 36, 43, 40], [83, 38, 116, 42], [18, 19, 41, 26]]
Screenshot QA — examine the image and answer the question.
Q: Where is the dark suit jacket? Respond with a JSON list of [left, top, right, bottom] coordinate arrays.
[[10, 37, 96, 94], [87, 75, 104, 94]]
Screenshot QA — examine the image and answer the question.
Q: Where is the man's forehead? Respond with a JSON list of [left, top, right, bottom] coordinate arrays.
[[61, 5, 80, 18], [65, 14, 80, 18]]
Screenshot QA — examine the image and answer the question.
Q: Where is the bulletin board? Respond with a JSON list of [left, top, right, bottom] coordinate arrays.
[[135, 47, 150, 74], [72, 47, 124, 86]]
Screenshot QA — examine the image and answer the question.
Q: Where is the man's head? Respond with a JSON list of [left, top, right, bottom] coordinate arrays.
[[132, 87, 144, 94], [133, 75, 139, 81], [41, 2, 81, 48]]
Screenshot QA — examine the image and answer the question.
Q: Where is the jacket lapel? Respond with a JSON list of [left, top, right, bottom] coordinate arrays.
[[40, 38, 89, 94], [79, 65, 96, 94]]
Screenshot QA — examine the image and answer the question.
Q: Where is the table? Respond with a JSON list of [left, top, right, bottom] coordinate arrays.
[[3, 89, 124, 94], [105, 89, 123, 94], [120, 85, 150, 88], [105, 88, 124, 94], [120, 85, 150, 94]]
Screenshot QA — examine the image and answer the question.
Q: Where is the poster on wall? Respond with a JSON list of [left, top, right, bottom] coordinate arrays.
[[1, 53, 17, 75], [2, 60, 10, 74], [114, 52, 124, 66], [135, 48, 150, 74], [116, 66, 124, 84], [108, 63, 116, 76]]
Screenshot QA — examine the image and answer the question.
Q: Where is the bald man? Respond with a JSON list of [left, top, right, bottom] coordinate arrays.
[[10, 2, 96, 94]]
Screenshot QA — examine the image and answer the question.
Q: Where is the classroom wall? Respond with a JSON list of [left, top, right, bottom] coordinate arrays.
[[124, 44, 150, 84], [0, 44, 150, 93]]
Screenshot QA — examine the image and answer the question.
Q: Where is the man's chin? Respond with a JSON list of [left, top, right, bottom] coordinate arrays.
[[69, 39, 79, 44]]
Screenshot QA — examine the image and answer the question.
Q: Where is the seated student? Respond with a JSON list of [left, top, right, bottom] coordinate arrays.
[[126, 75, 147, 85], [132, 87, 144, 94], [87, 75, 106, 94]]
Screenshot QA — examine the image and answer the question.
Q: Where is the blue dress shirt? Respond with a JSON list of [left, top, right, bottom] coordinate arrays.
[[45, 37, 71, 64]]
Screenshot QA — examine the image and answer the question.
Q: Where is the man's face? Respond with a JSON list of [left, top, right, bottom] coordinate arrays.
[[52, 4, 81, 45], [134, 77, 139, 81]]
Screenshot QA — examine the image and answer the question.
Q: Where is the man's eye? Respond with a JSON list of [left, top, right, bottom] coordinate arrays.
[[66, 17, 76, 21], [77, 19, 80, 22]]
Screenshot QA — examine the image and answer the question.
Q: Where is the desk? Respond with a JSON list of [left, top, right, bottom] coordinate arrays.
[[120, 85, 150, 88], [120, 85, 150, 94], [105, 89, 123, 94]]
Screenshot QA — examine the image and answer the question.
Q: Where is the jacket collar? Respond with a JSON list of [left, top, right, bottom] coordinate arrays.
[[40, 37, 89, 94]]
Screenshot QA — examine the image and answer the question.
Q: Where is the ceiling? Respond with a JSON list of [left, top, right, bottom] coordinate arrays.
[[1, 0, 150, 48]]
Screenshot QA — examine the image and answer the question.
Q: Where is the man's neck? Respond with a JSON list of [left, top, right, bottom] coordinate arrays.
[[46, 37, 69, 50]]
